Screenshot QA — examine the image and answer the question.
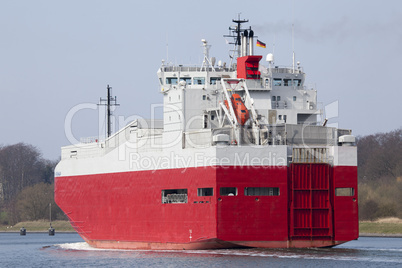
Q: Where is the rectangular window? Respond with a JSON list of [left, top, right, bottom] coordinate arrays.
[[293, 79, 302, 86], [284, 79, 291, 86], [273, 78, 282, 86], [203, 95, 206, 100], [166, 77, 178, 85], [293, 96, 297, 101], [220, 187, 237, 196], [335, 188, 355, 196], [203, 114, 208, 128], [272, 96, 276, 101], [210, 77, 221, 85], [181, 77, 192, 85], [198, 188, 213, 196], [162, 189, 188, 203], [277, 96, 281, 101], [194, 77, 205, 85], [244, 187, 280, 196], [278, 115, 282, 120]]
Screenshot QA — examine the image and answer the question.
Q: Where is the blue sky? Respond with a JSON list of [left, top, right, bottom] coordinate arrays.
[[1, 0, 401, 160]]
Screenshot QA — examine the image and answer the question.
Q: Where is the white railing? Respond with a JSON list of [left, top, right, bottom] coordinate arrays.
[[80, 136, 103, 144]]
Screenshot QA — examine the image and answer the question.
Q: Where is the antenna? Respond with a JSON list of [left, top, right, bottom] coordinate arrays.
[[224, 14, 249, 65], [292, 0, 295, 73], [166, 32, 169, 63], [292, 23, 295, 73], [98, 85, 120, 138], [273, 34, 276, 60], [201, 39, 215, 72]]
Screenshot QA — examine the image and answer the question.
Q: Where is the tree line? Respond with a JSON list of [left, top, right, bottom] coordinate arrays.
[[357, 128, 402, 220], [0, 143, 65, 225], [0, 128, 401, 225]]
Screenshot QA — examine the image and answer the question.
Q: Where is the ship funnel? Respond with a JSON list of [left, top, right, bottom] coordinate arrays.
[[242, 30, 248, 57], [248, 30, 254, 56]]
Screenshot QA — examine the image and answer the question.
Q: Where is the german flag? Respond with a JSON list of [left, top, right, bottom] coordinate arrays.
[[256, 39, 266, 48]]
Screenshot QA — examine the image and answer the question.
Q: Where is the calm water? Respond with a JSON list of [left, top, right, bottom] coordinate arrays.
[[0, 233, 401, 267]]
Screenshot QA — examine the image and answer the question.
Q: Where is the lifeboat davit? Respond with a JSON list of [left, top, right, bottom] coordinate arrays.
[[225, 93, 249, 125]]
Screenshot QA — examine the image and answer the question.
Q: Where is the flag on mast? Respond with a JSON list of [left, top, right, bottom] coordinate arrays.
[[256, 39, 266, 48]]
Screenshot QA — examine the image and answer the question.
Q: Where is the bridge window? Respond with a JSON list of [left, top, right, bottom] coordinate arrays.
[[198, 188, 213, 196], [210, 77, 221, 85], [335, 188, 355, 196], [162, 189, 188, 203], [245, 187, 280, 196], [166, 77, 178, 85], [194, 77, 205, 85], [220, 187, 237, 196], [181, 77, 192, 85], [293, 79, 302, 86], [273, 78, 282, 86]]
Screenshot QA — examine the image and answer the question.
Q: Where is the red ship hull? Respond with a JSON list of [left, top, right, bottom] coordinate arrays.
[[55, 164, 358, 250]]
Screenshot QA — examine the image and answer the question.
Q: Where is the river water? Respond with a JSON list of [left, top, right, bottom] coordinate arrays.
[[0, 233, 401, 267]]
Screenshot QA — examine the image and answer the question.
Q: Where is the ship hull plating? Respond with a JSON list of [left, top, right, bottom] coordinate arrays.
[[55, 165, 358, 250]]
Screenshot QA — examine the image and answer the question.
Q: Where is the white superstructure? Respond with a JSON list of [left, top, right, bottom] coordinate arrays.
[[56, 18, 356, 177]]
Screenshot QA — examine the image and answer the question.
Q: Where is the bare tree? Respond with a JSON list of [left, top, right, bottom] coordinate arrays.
[[0, 143, 45, 202], [16, 183, 64, 221]]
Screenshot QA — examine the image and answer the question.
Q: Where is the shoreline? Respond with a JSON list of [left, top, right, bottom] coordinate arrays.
[[2, 219, 401, 237], [1, 231, 401, 238], [0, 229, 78, 234], [359, 233, 402, 238]]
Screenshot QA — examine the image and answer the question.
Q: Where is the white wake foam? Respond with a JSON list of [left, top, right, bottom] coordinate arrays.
[[53, 243, 402, 264]]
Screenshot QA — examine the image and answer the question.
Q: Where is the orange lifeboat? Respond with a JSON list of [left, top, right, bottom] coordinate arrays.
[[224, 94, 249, 125]]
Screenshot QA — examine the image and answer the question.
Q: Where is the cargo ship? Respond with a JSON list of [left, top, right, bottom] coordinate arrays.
[[55, 18, 358, 250]]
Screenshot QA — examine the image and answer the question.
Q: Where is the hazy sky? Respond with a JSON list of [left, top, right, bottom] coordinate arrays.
[[1, 0, 401, 160]]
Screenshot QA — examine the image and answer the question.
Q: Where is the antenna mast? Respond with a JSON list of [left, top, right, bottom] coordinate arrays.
[[98, 85, 120, 138], [292, 23, 295, 73], [292, 1, 295, 73], [224, 14, 249, 65]]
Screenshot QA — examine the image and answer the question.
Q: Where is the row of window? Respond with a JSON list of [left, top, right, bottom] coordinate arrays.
[[219, 187, 280, 196], [164, 77, 301, 87], [161, 187, 280, 203], [165, 77, 221, 85], [272, 96, 297, 102], [161, 187, 354, 203], [271, 78, 302, 87]]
